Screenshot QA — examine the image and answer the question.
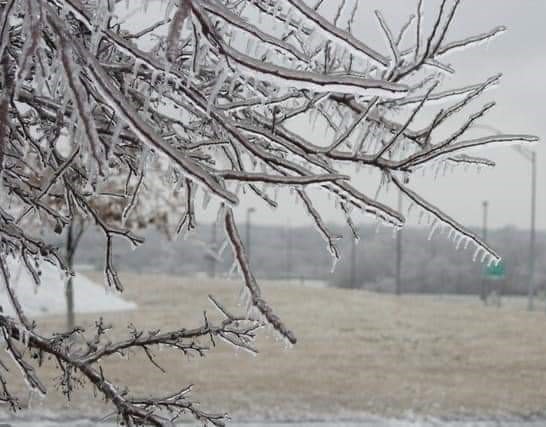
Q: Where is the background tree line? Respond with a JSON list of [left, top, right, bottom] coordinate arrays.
[[62, 223, 546, 296]]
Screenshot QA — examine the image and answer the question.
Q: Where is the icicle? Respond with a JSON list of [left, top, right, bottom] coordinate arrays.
[[487, 255, 496, 268], [427, 220, 438, 241], [472, 246, 481, 262], [230, 29, 238, 48], [246, 304, 260, 322], [164, 0, 176, 20], [455, 234, 463, 250], [19, 326, 29, 347], [407, 202, 414, 218], [202, 190, 211, 210], [417, 210, 424, 225], [239, 285, 252, 313], [216, 239, 228, 260], [284, 7, 293, 33], [111, 120, 124, 148], [296, 17, 305, 35], [245, 37, 256, 57], [329, 255, 339, 273], [434, 163, 441, 180], [426, 213, 432, 225], [130, 60, 142, 92], [281, 333, 294, 350], [228, 261, 238, 279]]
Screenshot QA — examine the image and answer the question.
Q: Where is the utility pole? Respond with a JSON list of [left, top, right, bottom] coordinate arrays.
[[529, 152, 536, 311], [350, 233, 356, 288], [482, 201, 488, 242], [285, 221, 293, 282], [480, 200, 488, 303], [208, 222, 217, 278], [395, 191, 402, 295], [245, 207, 255, 262]]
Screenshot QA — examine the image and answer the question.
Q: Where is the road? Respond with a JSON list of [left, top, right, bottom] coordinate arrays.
[[2, 418, 546, 426]]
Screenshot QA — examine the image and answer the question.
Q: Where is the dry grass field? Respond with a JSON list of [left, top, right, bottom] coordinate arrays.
[[4, 272, 546, 421]]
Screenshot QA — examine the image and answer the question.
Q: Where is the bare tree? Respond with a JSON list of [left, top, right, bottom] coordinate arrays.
[[0, 0, 536, 425], [52, 167, 187, 330]]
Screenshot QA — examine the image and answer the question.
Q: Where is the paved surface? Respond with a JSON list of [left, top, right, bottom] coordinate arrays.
[[2, 419, 546, 426]]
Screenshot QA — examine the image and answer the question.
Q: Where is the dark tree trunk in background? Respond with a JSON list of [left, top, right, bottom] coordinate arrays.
[[65, 219, 85, 331]]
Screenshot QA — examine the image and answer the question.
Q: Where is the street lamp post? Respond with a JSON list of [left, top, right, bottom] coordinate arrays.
[[395, 190, 403, 295], [473, 124, 537, 311], [481, 200, 489, 303], [530, 151, 537, 311], [514, 148, 537, 311]]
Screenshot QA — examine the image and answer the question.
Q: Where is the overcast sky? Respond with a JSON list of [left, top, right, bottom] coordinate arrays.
[[223, 0, 546, 232], [131, 1, 545, 232]]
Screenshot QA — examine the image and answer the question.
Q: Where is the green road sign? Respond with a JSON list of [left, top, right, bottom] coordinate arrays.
[[483, 261, 506, 279]]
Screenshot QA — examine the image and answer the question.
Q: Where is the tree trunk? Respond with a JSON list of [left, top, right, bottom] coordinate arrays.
[[65, 222, 75, 331], [65, 219, 85, 331]]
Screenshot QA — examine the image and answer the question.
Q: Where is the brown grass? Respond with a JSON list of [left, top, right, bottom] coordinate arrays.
[[5, 273, 546, 420]]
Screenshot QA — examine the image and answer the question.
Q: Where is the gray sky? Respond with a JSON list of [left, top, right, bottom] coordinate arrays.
[[227, 0, 546, 231], [129, 1, 545, 231]]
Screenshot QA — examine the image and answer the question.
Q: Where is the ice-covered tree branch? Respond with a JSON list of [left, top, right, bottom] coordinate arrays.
[[0, 0, 538, 424]]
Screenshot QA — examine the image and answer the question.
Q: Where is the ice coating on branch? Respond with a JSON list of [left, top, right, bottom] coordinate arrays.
[[286, 0, 389, 67], [437, 26, 506, 57], [208, 66, 229, 112], [220, 45, 408, 98], [0, 0, 536, 421], [392, 176, 501, 264], [224, 209, 296, 344]]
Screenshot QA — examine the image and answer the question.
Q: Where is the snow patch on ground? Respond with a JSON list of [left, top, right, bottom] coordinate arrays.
[[1, 259, 136, 317]]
